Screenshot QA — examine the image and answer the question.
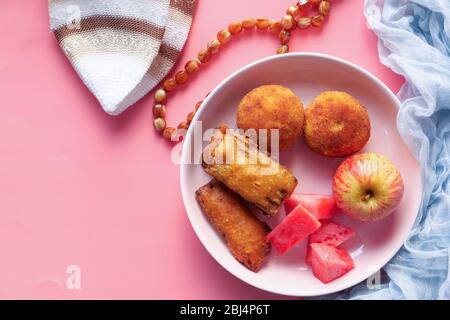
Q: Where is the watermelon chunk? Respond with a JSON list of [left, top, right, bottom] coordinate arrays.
[[283, 193, 338, 220], [267, 204, 321, 255], [310, 243, 354, 283], [306, 221, 356, 265], [283, 196, 300, 216]]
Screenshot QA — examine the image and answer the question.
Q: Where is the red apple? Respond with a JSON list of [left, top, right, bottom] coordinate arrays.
[[333, 153, 404, 221]]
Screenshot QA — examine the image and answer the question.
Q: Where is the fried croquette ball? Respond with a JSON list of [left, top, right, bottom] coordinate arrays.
[[304, 91, 371, 157], [237, 85, 304, 151]]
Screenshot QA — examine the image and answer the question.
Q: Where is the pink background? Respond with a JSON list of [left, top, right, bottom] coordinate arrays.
[[0, 0, 403, 299]]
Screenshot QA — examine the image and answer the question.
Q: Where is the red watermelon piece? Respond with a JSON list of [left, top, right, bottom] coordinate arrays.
[[306, 221, 356, 265], [283, 193, 338, 220], [267, 204, 321, 255], [310, 243, 354, 283], [283, 196, 300, 216]]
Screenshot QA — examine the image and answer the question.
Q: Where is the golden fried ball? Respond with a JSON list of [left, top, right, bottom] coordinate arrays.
[[304, 91, 371, 157], [236, 85, 304, 151]]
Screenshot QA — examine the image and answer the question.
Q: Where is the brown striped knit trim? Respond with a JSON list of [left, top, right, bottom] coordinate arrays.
[[59, 30, 161, 61], [54, 15, 165, 42], [59, 31, 181, 63], [159, 42, 181, 62], [170, 0, 196, 16]]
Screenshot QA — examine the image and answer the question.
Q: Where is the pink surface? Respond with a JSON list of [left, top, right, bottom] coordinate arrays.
[[0, 0, 403, 299]]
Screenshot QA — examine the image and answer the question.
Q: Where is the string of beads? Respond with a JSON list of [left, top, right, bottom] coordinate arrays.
[[152, 0, 332, 141]]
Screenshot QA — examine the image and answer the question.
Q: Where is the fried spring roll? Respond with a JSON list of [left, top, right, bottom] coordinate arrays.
[[202, 130, 298, 217], [195, 179, 271, 272]]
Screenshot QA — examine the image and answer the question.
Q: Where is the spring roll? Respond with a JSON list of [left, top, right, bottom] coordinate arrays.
[[202, 129, 298, 217], [195, 179, 271, 272]]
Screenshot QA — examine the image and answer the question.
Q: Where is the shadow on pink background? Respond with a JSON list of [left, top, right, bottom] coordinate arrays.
[[0, 0, 403, 299]]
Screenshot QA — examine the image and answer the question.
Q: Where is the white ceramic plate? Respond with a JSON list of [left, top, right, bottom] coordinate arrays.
[[180, 53, 421, 296]]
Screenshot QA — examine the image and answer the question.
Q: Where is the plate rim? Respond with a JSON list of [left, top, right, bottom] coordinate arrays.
[[179, 52, 421, 297]]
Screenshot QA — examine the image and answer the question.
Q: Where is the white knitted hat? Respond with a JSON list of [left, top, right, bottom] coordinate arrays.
[[48, 0, 196, 115]]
